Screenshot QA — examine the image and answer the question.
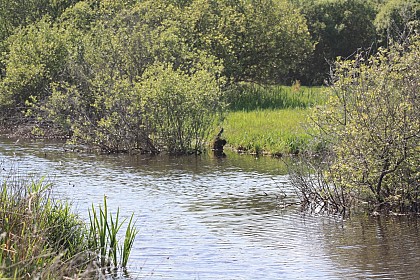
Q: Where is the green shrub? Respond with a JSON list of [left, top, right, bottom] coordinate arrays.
[[139, 64, 225, 154], [292, 35, 420, 214]]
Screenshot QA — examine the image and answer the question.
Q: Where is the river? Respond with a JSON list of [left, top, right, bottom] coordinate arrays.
[[1, 138, 419, 279]]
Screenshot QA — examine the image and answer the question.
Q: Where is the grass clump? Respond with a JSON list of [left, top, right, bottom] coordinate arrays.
[[89, 196, 138, 270], [0, 174, 93, 279], [0, 165, 138, 278]]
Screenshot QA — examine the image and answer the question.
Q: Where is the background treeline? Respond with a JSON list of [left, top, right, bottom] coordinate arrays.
[[0, 0, 419, 154]]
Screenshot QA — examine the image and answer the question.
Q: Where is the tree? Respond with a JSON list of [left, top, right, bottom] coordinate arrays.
[[0, 17, 69, 110], [297, 0, 377, 85], [182, 0, 312, 84], [374, 0, 420, 45]]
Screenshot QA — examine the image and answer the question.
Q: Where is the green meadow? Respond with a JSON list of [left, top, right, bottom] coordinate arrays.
[[222, 83, 326, 155]]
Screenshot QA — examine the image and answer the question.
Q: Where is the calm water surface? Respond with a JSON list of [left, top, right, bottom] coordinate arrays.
[[0, 138, 419, 279]]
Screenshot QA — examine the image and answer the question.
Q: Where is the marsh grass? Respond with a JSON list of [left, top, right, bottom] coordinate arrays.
[[89, 196, 138, 270], [0, 168, 94, 279], [223, 109, 312, 155], [221, 83, 326, 155], [1, 164, 138, 278], [226, 82, 326, 111]]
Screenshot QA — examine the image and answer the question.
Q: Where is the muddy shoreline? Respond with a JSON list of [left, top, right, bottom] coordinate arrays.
[[0, 117, 69, 140]]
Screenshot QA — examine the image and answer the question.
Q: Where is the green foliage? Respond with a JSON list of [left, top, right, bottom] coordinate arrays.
[[36, 1, 225, 154], [184, 0, 312, 84], [374, 0, 420, 44], [139, 64, 224, 154], [0, 17, 68, 108], [0, 0, 79, 40], [0, 0, 80, 80], [303, 36, 420, 213], [298, 0, 377, 85]]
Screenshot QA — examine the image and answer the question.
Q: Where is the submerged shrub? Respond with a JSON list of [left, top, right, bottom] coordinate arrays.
[[291, 35, 420, 215]]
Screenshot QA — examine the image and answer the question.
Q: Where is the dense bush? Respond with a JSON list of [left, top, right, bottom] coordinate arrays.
[[291, 36, 420, 215], [36, 1, 226, 154]]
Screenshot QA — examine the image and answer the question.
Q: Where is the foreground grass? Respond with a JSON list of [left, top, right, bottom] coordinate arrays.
[[0, 167, 137, 279], [222, 83, 326, 155]]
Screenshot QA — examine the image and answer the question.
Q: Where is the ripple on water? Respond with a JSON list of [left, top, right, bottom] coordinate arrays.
[[1, 139, 420, 279]]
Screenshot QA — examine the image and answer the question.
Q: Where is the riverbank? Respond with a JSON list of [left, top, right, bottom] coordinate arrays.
[[1, 84, 326, 156], [0, 115, 69, 140]]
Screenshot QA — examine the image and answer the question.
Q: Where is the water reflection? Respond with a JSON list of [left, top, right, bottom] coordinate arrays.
[[1, 137, 419, 279], [323, 215, 420, 279]]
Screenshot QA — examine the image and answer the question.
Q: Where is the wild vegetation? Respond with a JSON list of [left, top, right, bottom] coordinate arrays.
[[290, 35, 420, 215], [1, 0, 417, 154], [223, 84, 326, 155], [0, 0, 419, 218], [0, 0, 312, 154], [0, 164, 138, 278]]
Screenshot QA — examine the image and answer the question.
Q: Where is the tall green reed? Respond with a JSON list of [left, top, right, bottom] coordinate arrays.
[[88, 196, 138, 269], [121, 213, 137, 268]]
